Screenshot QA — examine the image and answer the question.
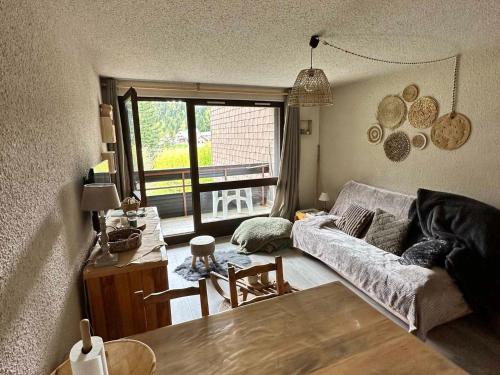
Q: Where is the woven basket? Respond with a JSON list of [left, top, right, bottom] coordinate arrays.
[[376, 95, 407, 129], [121, 197, 140, 213], [108, 228, 142, 253], [431, 112, 471, 150], [408, 96, 438, 129], [402, 84, 419, 102], [383, 131, 411, 162]]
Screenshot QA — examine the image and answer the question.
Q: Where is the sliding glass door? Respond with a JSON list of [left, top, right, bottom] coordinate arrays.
[[120, 95, 197, 236], [193, 102, 282, 233], [136, 99, 196, 236], [120, 91, 284, 242]]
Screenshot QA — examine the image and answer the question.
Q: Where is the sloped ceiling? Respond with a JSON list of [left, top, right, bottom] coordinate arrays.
[[66, 0, 500, 87]]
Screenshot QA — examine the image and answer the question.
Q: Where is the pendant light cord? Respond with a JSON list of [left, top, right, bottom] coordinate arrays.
[[451, 55, 460, 117], [320, 39, 456, 65], [320, 38, 460, 116]]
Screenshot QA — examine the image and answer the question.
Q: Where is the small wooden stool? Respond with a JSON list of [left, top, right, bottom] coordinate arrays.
[[190, 235, 216, 270]]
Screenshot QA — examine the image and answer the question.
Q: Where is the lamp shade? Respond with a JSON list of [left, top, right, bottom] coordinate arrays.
[[101, 151, 116, 174], [318, 192, 330, 202], [100, 117, 117, 143], [81, 183, 121, 211], [288, 68, 333, 107]]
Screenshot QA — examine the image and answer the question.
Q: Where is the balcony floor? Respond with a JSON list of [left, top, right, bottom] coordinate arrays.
[[160, 203, 272, 237]]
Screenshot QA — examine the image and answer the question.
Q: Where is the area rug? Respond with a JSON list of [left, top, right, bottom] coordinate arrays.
[[174, 250, 251, 281]]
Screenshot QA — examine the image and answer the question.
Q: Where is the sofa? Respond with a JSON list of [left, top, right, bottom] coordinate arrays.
[[292, 180, 471, 337]]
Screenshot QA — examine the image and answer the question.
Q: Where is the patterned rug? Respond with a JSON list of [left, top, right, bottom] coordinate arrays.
[[174, 250, 251, 281]]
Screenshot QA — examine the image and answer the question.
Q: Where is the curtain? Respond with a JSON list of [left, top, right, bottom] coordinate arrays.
[[270, 97, 300, 220], [100, 78, 131, 199]]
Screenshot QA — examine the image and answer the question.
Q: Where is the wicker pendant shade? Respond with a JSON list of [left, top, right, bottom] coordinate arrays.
[[288, 68, 333, 107]]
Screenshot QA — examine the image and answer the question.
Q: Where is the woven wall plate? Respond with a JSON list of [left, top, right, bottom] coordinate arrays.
[[384, 131, 411, 162], [377, 95, 407, 129], [403, 84, 419, 102], [431, 112, 471, 150], [408, 96, 439, 129], [367, 124, 384, 144], [412, 132, 427, 150]]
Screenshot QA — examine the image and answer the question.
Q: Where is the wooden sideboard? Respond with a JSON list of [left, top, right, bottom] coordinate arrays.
[[84, 207, 170, 341]]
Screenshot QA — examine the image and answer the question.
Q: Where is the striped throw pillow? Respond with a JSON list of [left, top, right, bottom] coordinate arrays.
[[335, 204, 374, 238]]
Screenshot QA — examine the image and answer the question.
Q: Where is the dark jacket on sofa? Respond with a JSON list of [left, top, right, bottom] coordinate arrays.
[[408, 189, 500, 313]]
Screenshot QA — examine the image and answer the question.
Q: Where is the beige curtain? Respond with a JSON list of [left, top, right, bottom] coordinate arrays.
[[270, 98, 300, 220], [100, 78, 131, 199]]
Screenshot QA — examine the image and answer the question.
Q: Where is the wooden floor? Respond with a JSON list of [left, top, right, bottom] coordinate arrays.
[[166, 236, 339, 324], [165, 237, 500, 375]]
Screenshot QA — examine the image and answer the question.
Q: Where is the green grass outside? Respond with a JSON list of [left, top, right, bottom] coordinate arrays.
[[146, 143, 213, 196]]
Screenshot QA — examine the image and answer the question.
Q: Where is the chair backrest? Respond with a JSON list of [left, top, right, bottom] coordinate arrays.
[[134, 278, 209, 331], [227, 256, 285, 308]]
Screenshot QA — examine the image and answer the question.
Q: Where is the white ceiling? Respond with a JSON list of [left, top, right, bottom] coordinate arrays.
[[67, 0, 500, 87]]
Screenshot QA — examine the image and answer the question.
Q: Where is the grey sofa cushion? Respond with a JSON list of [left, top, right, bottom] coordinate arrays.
[[335, 204, 374, 238], [365, 209, 410, 255], [400, 239, 452, 268]]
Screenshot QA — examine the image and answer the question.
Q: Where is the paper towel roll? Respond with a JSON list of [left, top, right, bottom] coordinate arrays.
[[70, 336, 109, 375]]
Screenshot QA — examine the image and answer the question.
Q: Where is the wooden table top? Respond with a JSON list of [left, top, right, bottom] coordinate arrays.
[[84, 207, 167, 280], [130, 281, 466, 374]]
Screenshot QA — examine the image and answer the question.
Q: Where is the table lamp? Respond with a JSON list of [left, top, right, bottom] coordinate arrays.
[[81, 183, 121, 267], [318, 192, 330, 211]]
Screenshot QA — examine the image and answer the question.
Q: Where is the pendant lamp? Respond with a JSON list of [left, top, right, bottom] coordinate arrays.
[[289, 35, 333, 107]]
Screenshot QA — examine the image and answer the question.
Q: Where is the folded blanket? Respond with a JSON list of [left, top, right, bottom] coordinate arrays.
[[408, 189, 500, 312], [231, 217, 292, 254]]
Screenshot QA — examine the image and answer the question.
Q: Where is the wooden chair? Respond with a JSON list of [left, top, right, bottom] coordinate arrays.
[[227, 256, 285, 308], [134, 278, 209, 331]]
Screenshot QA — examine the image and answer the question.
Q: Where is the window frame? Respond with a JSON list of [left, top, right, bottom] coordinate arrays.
[[122, 95, 285, 243]]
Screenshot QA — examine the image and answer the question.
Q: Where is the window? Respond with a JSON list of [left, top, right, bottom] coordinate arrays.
[[120, 90, 284, 240]]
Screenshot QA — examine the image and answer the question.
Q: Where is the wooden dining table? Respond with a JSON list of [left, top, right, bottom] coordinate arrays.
[[130, 281, 466, 374]]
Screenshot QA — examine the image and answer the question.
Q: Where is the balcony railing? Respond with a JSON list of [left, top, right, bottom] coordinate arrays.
[[135, 163, 272, 217]]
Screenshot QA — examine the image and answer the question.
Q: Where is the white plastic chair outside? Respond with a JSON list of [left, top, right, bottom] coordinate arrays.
[[212, 189, 254, 218]]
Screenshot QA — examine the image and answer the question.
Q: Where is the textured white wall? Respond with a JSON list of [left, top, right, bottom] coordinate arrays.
[[299, 107, 320, 208], [319, 48, 500, 208], [0, 1, 102, 374]]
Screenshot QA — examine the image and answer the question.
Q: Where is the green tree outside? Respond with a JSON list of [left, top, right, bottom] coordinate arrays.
[[136, 101, 213, 196]]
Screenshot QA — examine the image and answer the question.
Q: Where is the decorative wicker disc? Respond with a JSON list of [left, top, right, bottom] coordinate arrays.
[[408, 96, 439, 129], [384, 131, 411, 162], [412, 132, 427, 150], [402, 84, 419, 102], [367, 124, 384, 144], [431, 112, 471, 150], [377, 95, 407, 129]]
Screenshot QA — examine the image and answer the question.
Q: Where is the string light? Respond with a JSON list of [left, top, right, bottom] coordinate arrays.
[[290, 35, 460, 114]]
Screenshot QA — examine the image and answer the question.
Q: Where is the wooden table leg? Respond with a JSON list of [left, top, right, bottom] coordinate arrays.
[[210, 254, 216, 263], [203, 256, 210, 270], [191, 256, 197, 269]]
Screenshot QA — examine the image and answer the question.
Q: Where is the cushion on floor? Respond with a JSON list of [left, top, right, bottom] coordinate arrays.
[[231, 217, 292, 254]]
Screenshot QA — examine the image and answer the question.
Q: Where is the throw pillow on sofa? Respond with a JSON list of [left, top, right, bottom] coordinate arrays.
[[399, 239, 452, 268], [365, 209, 410, 255], [335, 204, 374, 238]]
